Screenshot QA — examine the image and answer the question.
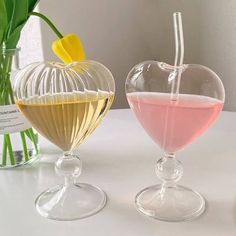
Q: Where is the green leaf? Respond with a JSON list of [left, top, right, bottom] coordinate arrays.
[[5, 23, 25, 49], [2, 0, 41, 49], [28, 0, 39, 12], [3, 0, 14, 22], [10, 0, 28, 34], [5, 0, 28, 40], [0, 0, 7, 45]]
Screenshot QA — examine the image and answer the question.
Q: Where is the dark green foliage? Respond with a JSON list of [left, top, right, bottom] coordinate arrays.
[[1, 0, 39, 49]]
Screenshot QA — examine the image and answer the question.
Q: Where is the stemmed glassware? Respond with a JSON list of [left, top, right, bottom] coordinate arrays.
[[126, 12, 225, 221], [14, 60, 115, 220]]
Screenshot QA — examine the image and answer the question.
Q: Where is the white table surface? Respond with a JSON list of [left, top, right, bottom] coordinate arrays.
[[0, 109, 236, 236]]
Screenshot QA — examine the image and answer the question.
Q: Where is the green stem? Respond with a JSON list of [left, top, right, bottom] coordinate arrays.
[[1, 52, 13, 105], [20, 132, 29, 161], [29, 12, 63, 39], [2, 135, 7, 166], [0, 49, 39, 166], [0, 51, 15, 165], [5, 134, 15, 165], [25, 129, 39, 154]]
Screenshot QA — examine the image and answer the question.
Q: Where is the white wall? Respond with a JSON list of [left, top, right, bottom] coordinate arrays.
[[18, 7, 43, 68], [39, 0, 236, 110], [198, 0, 236, 111]]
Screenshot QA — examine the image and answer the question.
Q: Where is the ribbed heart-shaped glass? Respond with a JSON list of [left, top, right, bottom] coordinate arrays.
[[14, 60, 115, 220], [126, 61, 225, 221]]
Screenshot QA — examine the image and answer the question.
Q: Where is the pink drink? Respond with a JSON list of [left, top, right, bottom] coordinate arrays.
[[127, 92, 223, 153]]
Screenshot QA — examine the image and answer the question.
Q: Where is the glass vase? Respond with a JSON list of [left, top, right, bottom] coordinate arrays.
[[0, 48, 39, 168]]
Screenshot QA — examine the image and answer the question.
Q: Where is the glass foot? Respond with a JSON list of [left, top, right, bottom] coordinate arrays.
[[35, 183, 107, 221], [135, 184, 206, 222]]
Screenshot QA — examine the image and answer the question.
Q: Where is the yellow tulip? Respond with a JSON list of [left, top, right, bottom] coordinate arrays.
[[52, 34, 86, 64]]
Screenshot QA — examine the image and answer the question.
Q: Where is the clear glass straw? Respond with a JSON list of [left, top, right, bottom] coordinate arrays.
[[170, 12, 184, 101]]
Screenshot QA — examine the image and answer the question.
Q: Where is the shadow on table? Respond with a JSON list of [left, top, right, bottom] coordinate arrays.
[[101, 195, 235, 235], [197, 199, 234, 234]]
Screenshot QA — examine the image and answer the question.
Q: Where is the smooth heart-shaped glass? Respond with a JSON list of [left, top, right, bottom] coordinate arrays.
[[126, 61, 225, 221], [14, 60, 115, 220]]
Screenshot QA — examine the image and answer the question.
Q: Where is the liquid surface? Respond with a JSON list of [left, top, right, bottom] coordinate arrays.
[[127, 92, 223, 153], [17, 91, 113, 151]]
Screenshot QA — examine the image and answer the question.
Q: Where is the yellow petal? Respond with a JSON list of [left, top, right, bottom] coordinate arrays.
[[51, 34, 86, 64]]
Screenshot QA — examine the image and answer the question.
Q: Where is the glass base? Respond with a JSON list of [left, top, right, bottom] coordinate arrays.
[[135, 184, 206, 222], [35, 183, 107, 221]]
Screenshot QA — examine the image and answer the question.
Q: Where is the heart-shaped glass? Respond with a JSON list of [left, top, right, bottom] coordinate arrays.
[[125, 12, 225, 221], [126, 60, 225, 221], [14, 60, 115, 220]]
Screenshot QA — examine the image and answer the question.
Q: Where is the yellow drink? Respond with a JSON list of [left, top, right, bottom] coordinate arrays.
[[17, 91, 113, 151]]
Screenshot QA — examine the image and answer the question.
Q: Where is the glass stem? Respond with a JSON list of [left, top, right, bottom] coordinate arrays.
[[55, 151, 82, 188], [64, 176, 74, 189], [155, 152, 183, 188]]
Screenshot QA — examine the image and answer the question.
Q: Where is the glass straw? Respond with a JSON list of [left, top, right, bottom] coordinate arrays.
[[171, 12, 184, 101]]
